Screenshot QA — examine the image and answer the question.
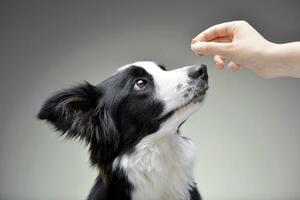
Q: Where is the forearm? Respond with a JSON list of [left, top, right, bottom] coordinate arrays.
[[266, 42, 300, 78]]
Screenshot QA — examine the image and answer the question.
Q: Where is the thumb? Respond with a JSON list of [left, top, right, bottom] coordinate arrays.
[[191, 42, 233, 58]]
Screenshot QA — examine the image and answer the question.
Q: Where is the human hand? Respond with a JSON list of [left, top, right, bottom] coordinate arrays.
[[191, 20, 277, 78]]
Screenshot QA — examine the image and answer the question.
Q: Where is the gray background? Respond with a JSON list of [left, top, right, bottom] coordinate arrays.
[[1, 0, 300, 200]]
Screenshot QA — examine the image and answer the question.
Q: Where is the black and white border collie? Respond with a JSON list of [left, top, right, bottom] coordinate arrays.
[[38, 61, 208, 200]]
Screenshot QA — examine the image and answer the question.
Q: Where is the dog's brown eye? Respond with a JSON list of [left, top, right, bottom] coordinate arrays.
[[134, 79, 147, 91]]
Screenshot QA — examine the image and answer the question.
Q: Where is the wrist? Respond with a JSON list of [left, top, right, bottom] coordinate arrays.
[[262, 42, 290, 78], [264, 42, 300, 78]]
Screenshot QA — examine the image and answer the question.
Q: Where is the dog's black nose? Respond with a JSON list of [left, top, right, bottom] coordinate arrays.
[[188, 64, 208, 81]]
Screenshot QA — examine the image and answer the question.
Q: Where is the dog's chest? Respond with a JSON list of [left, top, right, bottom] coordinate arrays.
[[114, 134, 196, 200]]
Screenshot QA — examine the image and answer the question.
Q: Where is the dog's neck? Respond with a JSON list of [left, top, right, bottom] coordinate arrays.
[[112, 131, 197, 200]]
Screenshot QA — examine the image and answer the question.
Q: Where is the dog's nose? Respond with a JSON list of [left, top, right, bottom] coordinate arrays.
[[188, 64, 208, 81]]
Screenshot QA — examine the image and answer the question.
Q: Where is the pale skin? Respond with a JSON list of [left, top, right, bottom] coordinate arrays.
[[191, 20, 300, 79]]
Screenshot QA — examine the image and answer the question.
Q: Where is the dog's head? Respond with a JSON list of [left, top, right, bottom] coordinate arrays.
[[38, 61, 208, 166]]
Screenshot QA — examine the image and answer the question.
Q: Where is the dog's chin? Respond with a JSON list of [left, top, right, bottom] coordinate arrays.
[[176, 87, 208, 111], [176, 94, 206, 113], [157, 87, 208, 124], [174, 90, 208, 130]]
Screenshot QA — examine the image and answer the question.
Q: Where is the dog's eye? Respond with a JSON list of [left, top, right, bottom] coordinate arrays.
[[134, 79, 147, 91]]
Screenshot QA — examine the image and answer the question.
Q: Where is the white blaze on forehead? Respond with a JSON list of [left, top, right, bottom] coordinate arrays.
[[117, 61, 160, 72], [118, 61, 191, 116]]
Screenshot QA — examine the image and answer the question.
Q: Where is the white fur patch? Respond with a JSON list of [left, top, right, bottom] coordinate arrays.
[[113, 133, 196, 200]]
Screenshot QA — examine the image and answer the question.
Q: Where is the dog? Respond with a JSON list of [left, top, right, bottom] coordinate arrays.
[[38, 61, 208, 200]]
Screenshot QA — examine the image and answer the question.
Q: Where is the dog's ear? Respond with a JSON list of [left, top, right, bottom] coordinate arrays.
[[38, 82, 120, 164]]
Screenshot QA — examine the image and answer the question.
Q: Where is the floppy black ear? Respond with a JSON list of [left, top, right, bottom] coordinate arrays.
[[38, 82, 120, 164], [38, 82, 98, 137]]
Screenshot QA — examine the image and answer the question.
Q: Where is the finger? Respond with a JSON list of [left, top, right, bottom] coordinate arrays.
[[213, 55, 225, 69], [191, 41, 233, 58], [194, 52, 204, 56], [210, 36, 232, 43], [191, 21, 235, 43], [227, 61, 241, 71]]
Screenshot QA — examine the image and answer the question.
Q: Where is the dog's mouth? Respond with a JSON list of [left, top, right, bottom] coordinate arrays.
[[157, 86, 208, 123], [175, 86, 208, 112]]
